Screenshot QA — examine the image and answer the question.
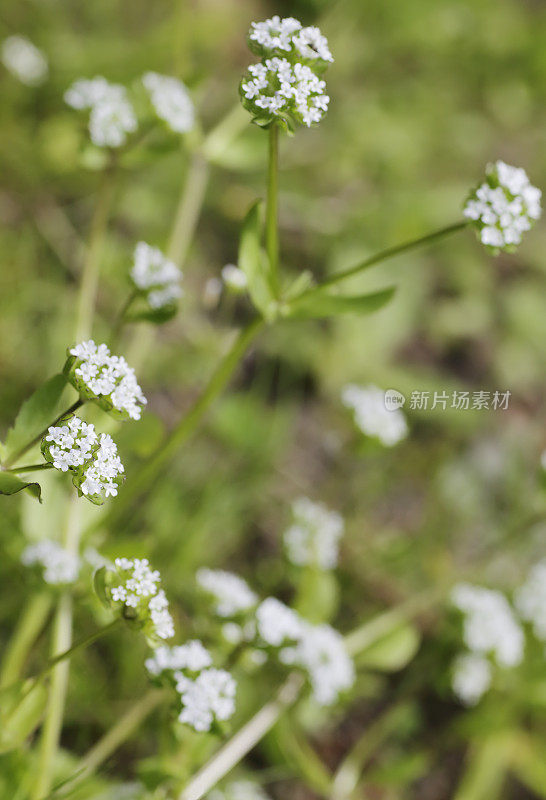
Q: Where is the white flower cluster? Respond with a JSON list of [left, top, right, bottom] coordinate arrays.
[[463, 160, 541, 251], [208, 781, 270, 800], [256, 598, 354, 705], [130, 241, 183, 310], [1, 35, 48, 87], [241, 16, 332, 129], [64, 77, 137, 147], [451, 582, 524, 669], [42, 417, 124, 502], [515, 560, 546, 641], [342, 384, 408, 446], [21, 540, 80, 585], [451, 653, 492, 707], [146, 639, 236, 732], [197, 569, 258, 617], [110, 558, 175, 641], [241, 58, 329, 128], [66, 340, 147, 421], [284, 496, 344, 569], [248, 16, 333, 65], [142, 72, 195, 134]]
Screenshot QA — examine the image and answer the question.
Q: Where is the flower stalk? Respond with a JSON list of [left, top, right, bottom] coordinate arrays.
[[266, 123, 280, 297]]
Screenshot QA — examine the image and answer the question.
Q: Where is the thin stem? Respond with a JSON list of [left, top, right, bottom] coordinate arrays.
[[265, 124, 280, 297], [167, 154, 209, 268], [178, 674, 304, 800], [110, 289, 139, 347], [201, 103, 249, 163], [2, 399, 83, 469], [309, 220, 469, 293], [100, 317, 265, 530], [3, 463, 53, 474], [75, 162, 117, 341], [0, 593, 52, 688]]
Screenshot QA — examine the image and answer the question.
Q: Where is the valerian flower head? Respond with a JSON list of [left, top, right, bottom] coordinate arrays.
[[142, 72, 195, 134], [342, 384, 408, 446], [130, 241, 183, 313], [106, 557, 175, 643], [177, 667, 236, 732], [463, 160, 541, 252], [284, 496, 344, 569], [255, 597, 303, 647], [241, 16, 333, 130], [451, 653, 492, 707], [451, 583, 524, 668], [1, 35, 48, 87], [21, 540, 80, 585], [514, 560, 546, 641], [64, 77, 137, 147], [196, 569, 258, 617], [65, 340, 147, 421], [145, 641, 212, 676], [42, 416, 124, 504]]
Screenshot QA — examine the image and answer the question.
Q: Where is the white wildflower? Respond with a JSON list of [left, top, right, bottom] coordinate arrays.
[[255, 598, 303, 647], [67, 340, 147, 420], [221, 264, 247, 292], [452, 653, 492, 706], [177, 668, 236, 732], [145, 641, 212, 676], [293, 26, 333, 64], [42, 417, 124, 503], [142, 72, 195, 134], [110, 558, 175, 642], [65, 77, 137, 147], [130, 241, 183, 311], [342, 384, 408, 446], [515, 561, 546, 641], [281, 621, 355, 705], [284, 496, 343, 569], [1, 36, 48, 86], [22, 540, 80, 585], [197, 569, 257, 617], [451, 583, 524, 667], [463, 160, 541, 251], [248, 16, 332, 67]]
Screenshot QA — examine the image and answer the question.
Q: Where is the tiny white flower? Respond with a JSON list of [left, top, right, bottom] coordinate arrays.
[[452, 653, 492, 706], [109, 557, 175, 642], [284, 497, 344, 569], [342, 384, 408, 446], [514, 561, 546, 641], [142, 72, 195, 134], [255, 598, 303, 647], [178, 668, 236, 732], [1, 36, 48, 86], [196, 569, 257, 617], [65, 77, 137, 148], [130, 242, 183, 312], [22, 540, 80, 585]]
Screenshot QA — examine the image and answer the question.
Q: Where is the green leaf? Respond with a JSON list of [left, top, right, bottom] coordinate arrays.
[[285, 286, 396, 319], [453, 732, 514, 800], [93, 566, 111, 608], [294, 568, 339, 624], [3, 374, 68, 464], [0, 473, 42, 503], [0, 682, 47, 753], [356, 621, 420, 672], [238, 201, 277, 319]]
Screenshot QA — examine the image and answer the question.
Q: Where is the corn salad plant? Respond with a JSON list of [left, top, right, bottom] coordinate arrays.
[[0, 8, 544, 800]]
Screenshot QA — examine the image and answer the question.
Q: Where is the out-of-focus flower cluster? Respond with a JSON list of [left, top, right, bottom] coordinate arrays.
[[42, 416, 124, 503], [130, 241, 183, 312], [284, 496, 344, 569], [65, 340, 147, 421], [107, 558, 175, 643], [21, 539, 80, 585], [1, 35, 48, 87], [142, 72, 195, 134], [342, 384, 408, 446], [146, 641, 236, 732], [463, 160, 541, 252], [197, 568, 258, 617], [515, 560, 546, 642], [240, 16, 333, 130]]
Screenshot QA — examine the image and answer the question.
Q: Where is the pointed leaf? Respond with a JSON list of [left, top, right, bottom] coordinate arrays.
[[355, 620, 420, 672], [3, 374, 68, 463], [285, 286, 396, 319], [238, 201, 276, 319], [0, 472, 42, 502]]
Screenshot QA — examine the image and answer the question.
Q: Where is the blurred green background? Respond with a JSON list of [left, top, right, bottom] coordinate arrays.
[[1, 0, 545, 798]]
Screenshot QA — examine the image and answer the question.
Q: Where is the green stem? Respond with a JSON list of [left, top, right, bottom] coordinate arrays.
[[110, 289, 139, 347], [3, 463, 53, 474], [308, 220, 469, 293], [0, 593, 52, 688], [75, 162, 117, 341], [2, 399, 83, 469], [266, 124, 280, 297], [101, 317, 265, 530], [167, 154, 209, 268], [201, 104, 249, 163]]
